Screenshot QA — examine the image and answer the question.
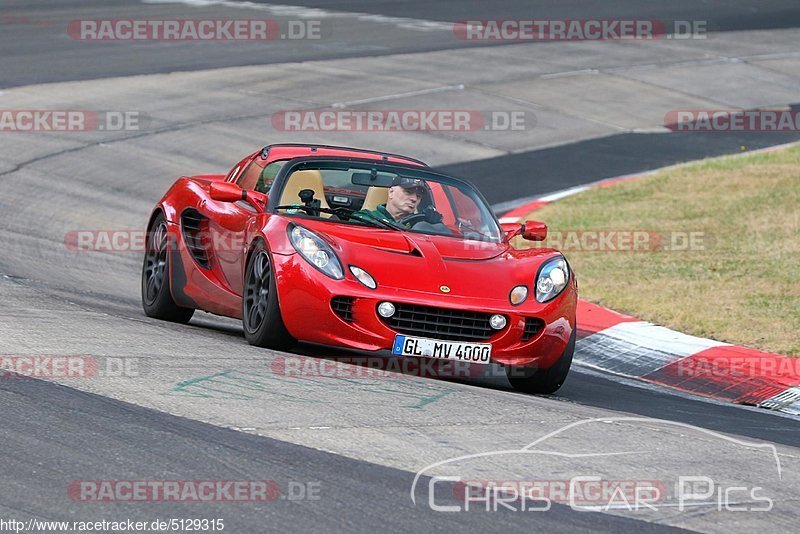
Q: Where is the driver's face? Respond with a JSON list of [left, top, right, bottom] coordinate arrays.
[[387, 185, 423, 217]]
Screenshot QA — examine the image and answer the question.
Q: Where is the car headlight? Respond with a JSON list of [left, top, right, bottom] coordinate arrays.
[[288, 224, 344, 279], [535, 256, 570, 303]]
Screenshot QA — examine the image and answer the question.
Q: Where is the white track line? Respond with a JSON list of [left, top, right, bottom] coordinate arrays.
[[331, 84, 465, 108], [142, 0, 454, 32]]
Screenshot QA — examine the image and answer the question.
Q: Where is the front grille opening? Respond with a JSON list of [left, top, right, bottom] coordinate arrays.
[[379, 303, 497, 342], [331, 296, 355, 322], [522, 317, 545, 342], [181, 209, 210, 269]]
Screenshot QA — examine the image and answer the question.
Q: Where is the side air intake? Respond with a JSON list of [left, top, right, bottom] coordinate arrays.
[[180, 209, 210, 269]]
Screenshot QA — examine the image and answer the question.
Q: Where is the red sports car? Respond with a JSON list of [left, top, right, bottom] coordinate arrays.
[[141, 144, 577, 393]]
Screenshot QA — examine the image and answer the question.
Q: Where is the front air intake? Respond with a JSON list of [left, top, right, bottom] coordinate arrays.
[[379, 303, 496, 342], [521, 317, 545, 342], [331, 296, 355, 322]]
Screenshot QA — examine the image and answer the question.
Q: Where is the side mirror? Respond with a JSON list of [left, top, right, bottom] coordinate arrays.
[[210, 182, 246, 202], [501, 220, 547, 241], [521, 220, 547, 241], [501, 222, 523, 239]]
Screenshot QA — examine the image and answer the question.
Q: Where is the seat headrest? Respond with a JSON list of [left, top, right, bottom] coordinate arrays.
[[279, 169, 331, 217], [362, 186, 389, 211]]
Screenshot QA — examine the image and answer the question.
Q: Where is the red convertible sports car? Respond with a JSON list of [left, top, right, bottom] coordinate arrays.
[[141, 144, 577, 393]]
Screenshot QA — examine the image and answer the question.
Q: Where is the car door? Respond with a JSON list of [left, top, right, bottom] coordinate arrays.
[[199, 154, 264, 296]]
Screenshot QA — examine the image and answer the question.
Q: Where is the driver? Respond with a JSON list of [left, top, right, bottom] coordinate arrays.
[[356, 177, 427, 227]]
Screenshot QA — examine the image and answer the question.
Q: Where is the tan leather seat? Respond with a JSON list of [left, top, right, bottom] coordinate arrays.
[[279, 170, 331, 218], [361, 186, 388, 211]]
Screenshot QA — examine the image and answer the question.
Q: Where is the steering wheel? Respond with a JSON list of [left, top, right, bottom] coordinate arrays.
[[399, 206, 444, 227], [398, 213, 428, 227]]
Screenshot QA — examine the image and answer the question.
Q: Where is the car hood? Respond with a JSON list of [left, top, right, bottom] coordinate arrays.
[[302, 220, 508, 260], [296, 220, 560, 302]]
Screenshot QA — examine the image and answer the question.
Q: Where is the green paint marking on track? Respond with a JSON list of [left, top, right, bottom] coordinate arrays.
[[162, 369, 457, 408]]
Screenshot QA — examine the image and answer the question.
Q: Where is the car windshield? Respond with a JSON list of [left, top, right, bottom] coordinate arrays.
[[273, 161, 502, 242]]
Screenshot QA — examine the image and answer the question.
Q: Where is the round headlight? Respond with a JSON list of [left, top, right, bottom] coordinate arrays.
[[510, 285, 528, 305], [349, 265, 377, 289], [536, 277, 554, 294], [312, 250, 330, 268], [378, 302, 396, 318], [535, 256, 570, 303], [287, 224, 344, 280], [489, 314, 507, 330]]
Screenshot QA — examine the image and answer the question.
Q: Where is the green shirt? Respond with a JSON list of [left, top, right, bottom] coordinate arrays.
[[354, 204, 397, 224], [355, 205, 450, 233], [354, 204, 415, 228]]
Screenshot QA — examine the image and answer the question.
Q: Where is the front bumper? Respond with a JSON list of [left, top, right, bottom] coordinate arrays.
[[272, 253, 576, 368]]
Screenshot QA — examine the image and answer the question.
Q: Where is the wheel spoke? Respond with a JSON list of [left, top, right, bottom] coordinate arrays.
[[245, 250, 273, 332], [144, 225, 171, 304], [154, 224, 167, 253], [248, 303, 261, 327], [145, 251, 156, 275], [253, 254, 264, 279], [146, 276, 158, 301]]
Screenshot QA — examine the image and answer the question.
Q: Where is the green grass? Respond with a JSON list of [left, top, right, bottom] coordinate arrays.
[[522, 145, 800, 356]]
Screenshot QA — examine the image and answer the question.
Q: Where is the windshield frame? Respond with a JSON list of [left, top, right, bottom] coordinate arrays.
[[268, 156, 503, 242]]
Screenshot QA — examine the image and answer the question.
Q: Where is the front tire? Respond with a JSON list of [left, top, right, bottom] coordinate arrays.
[[141, 213, 194, 323], [242, 242, 296, 350], [506, 328, 575, 394]]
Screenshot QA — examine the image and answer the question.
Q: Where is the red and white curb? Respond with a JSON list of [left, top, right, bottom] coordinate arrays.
[[575, 301, 800, 414], [499, 142, 800, 416]]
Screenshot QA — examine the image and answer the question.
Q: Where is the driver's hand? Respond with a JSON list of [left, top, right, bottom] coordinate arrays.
[[423, 206, 443, 224]]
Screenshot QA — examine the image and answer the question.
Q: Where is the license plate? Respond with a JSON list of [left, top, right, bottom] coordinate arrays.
[[391, 335, 492, 364]]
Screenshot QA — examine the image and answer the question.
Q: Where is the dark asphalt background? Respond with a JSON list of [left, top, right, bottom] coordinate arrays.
[[2, 0, 800, 88], [264, 0, 800, 30], [442, 130, 800, 205]]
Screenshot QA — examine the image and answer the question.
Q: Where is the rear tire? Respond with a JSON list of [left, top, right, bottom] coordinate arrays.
[[141, 213, 194, 323], [242, 242, 296, 350], [506, 328, 575, 394]]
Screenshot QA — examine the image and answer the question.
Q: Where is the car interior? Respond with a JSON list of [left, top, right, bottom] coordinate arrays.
[[248, 164, 500, 241]]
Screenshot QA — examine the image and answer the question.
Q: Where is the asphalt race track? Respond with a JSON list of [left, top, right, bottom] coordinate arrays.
[[1, 1, 800, 532], [3, 0, 800, 87], [258, 0, 800, 30]]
